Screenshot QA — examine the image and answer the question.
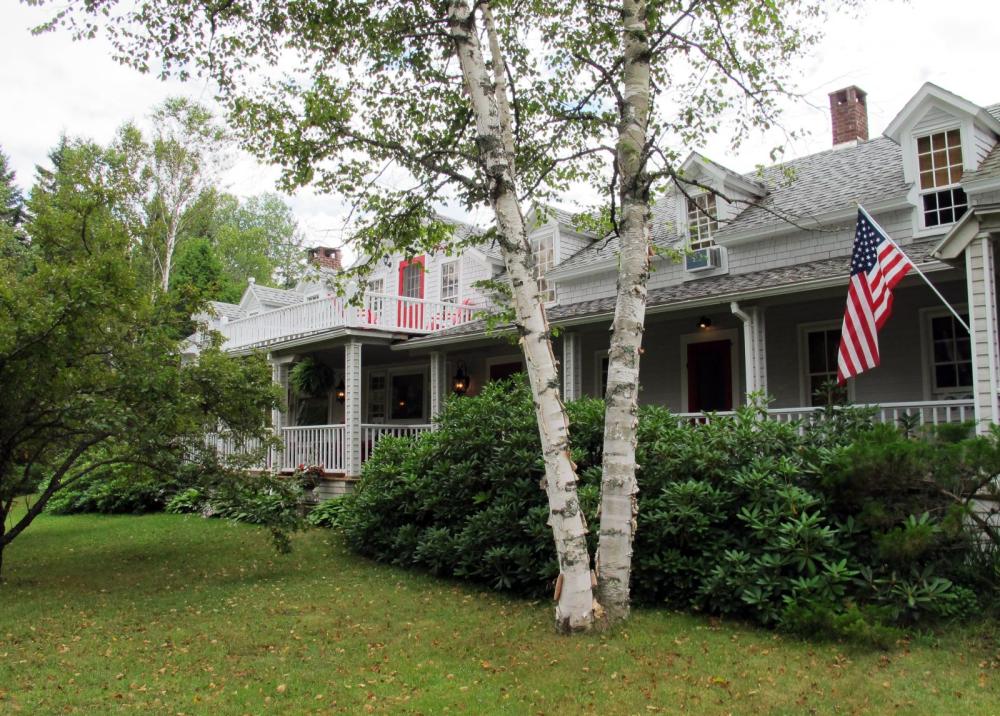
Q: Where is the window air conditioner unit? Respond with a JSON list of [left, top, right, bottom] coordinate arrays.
[[685, 246, 721, 272]]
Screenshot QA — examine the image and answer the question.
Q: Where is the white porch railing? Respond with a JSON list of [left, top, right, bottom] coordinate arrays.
[[218, 293, 480, 350], [210, 400, 975, 476], [210, 423, 435, 475], [676, 399, 975, 429], [361, 424, 435, 463], [279, 425, 347, 473]]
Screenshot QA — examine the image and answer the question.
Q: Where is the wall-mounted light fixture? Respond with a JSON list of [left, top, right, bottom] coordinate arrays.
[[335, 377, 346, 404], [452, 361, 470, 395], [698, 315, 712, 329]]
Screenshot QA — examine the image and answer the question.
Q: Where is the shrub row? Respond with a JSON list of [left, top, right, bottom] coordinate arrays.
[[339, 378, 999, 638]]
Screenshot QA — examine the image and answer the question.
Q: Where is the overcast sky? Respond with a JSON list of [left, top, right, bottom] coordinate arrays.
[[2, 0, 997, 251]]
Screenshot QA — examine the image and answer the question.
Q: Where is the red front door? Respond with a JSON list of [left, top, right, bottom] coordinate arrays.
[[687, 340, 732, 412], [397, 256, 425, 329]]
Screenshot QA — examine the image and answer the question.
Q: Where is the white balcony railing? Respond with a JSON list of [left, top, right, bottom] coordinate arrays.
[[217, 293, 480, 350]]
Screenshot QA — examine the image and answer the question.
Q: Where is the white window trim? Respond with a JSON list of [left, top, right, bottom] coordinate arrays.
[[797, 320, 856, 407], [679, 329, 740, 413], [918, 304, 971, 400], [915, 125, 968, 231], [440, 259, 461, 303], [686, 192, 719, 251], [529, 227, 557, 304]]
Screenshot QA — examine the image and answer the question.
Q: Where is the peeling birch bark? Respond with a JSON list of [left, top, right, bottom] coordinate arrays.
[[596, 0, 651, 623], [448, 0, 597, 633]]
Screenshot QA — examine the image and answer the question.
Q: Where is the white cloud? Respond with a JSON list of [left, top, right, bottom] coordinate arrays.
[[3, 0, 998, 260]]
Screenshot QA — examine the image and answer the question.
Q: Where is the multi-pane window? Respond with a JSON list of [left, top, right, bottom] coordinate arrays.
[[368, 278, 384, 295], [440, 260, 459, 303], [687, 193, 718, 250], [805, 327, 847, 406], [530, 233, 556, 302], [929, 313, 972, 394], [917, 130, 968, 228], [401, 263, 422, 298]]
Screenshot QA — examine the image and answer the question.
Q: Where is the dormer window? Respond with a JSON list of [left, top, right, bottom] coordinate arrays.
[[917, 129, 968, 228], [687, 194, 718, 250], [440, 260, 459, 303], [530, 232, 556, 302]]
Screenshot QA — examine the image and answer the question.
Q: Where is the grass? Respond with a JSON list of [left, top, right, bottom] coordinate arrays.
[[1, 507, 998, 715]]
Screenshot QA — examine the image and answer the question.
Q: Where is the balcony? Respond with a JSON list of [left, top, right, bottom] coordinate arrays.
[[216, 293, 480, 351]]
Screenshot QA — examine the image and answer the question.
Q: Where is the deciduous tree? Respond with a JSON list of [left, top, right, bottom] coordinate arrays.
[[0, 137, 281, 578], [39, 0, 852, 629]]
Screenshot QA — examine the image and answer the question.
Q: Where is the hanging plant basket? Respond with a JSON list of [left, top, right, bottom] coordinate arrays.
[[290, 357, 335, 398]]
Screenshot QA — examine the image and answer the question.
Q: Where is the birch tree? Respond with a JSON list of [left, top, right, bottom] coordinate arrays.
[[147, 98, 231, 293], [38, 0, 852, 629]]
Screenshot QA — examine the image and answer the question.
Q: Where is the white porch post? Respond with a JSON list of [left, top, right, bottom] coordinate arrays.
[[563, 331, 582, 401], [268, 354, 296, 431], [344, 339, 363, 477], [430, 351, 447, 418], [731, 303, 767, 403], [966, 237, 1000, 434]]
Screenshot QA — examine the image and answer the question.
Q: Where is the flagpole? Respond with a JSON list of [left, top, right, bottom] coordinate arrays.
[[857, 203, 971, 334]]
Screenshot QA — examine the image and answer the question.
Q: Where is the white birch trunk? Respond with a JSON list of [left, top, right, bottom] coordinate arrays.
[[596, 0, 652, 623], [449, 0, 598, 632]]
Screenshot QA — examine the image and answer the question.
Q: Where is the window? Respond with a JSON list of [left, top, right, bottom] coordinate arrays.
[[440, 260, 459, 303], [687, 193, 718, 250], [530, 232, 556, 302], [390, 372, 425, 420], [401, 263, 422, 298], [917, 129, 968, 228], [804, 327, 847, 406], [368, 278, 384, 295], [928, 312, 972, 395]]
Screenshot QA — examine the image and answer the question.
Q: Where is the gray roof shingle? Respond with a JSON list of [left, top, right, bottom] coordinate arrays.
[[208, 301, 245, 320], [404, 239, 945, 345], [253, 285, 304, 307]]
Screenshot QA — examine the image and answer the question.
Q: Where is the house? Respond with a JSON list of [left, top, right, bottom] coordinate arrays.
[[197, 82, 1000, 498]]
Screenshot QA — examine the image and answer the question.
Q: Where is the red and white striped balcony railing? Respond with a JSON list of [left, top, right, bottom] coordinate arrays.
[[216, 293, 481, 351]]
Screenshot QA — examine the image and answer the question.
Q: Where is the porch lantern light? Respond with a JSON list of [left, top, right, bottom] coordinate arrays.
[[452, 361, 470, 395], [698, 315, 712, 329], [335, 377, 346, 404]]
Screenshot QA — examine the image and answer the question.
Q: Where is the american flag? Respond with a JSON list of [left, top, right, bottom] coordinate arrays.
[[836, 209, 913, 384]]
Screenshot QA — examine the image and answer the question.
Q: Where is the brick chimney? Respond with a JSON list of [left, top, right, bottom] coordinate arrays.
[[829, 86, 869, 146], [307, 246, 342, 271]]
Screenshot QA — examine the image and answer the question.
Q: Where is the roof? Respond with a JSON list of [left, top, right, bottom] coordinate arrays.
[[885, 83, 1000, 143], [550, 195, 678, 278], [252, 285, 303, 307], [714, 136, 908, 238], [550, 136, 911, 278], [207, 301, 245, 320], [403, 239, 947, 346]]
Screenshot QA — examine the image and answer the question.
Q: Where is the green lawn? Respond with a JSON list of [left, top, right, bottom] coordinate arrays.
[[1, 508, 998, 715]]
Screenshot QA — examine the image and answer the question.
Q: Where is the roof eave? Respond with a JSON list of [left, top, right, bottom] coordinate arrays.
[[932, 203, 1000, 260]]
